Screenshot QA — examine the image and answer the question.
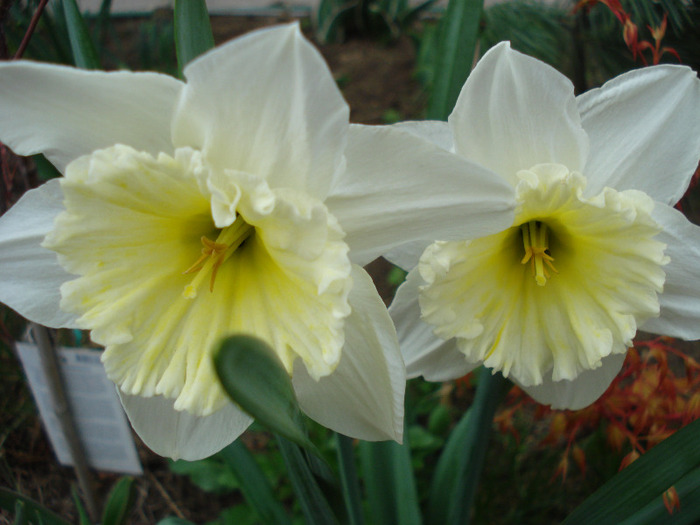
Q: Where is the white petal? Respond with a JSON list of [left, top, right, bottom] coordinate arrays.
[[390, 269, 474, 381], [292, 265, 405, 442], [0, 61, 182, 172], [0, 180, 76, 328], [390, 120, 454, 151], [450, 42, 589, 185], [119, 392, 253, 460], [172, 23, 348, 201], [327, 124, 515, 266], [642, 203, 700, 339], [518, 353, 626, 410], [578, 65, 700, 205], [383, 239, 431, 271]]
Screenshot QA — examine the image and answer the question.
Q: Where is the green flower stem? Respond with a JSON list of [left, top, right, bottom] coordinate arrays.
[[336, 434, 365, 525], [276, 435, 340, 525], [429, 367, 509, 525], [219, 441, 291, 525]]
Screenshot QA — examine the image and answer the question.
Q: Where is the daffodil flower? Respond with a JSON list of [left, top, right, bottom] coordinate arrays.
[[389, 42, 700, 410], [0, 25, 515, 459]]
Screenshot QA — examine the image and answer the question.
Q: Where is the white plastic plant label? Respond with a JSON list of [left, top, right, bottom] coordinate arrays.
[[16, 342, 143, 475]]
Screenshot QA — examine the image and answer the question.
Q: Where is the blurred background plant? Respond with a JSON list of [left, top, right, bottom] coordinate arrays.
[[1, 0, 700, 523]]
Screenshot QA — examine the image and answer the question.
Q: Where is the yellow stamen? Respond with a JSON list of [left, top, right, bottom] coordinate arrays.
[[520, 220, 557, 286], [183, 217, 253, 297]]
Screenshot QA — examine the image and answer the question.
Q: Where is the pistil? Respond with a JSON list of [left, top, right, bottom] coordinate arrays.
[[183, 217, 254, 297], [520, 221, 557, 286]]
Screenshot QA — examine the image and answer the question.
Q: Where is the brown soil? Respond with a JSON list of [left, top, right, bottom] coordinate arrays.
[[0, 12, 422, 525]]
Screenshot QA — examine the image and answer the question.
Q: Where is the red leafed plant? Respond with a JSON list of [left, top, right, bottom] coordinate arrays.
[[489, 337, 700, 513], [576, 0, 681, 65]]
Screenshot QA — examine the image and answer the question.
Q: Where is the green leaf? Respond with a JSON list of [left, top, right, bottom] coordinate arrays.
[[359, 440, 394, 525], [565, 417, 700, 524], [156, 518, 196, 525], [208, 505, 262, 525], [70, 485, 92, 525], [619, 466, 700, 525], [0, 488, 72, 525], [277, 436, 340, 525], [428, 368, 508, 525], [62, 0, 100, 69], [13, 500, 27, 525], [336, 434, 365, 525], [359, 439, 422, 525], [480, 1, 571, 73], [213, 335, 314, 451], [174, 0, 215, 77], [169, 456, 240, 494], [314, 0, 356, 44], [101, 477, 135, 525], [427, 0, 484, 120], [218, 440, 292, 525]]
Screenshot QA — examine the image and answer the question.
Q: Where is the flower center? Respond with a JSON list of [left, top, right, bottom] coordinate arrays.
[[519, 220, 558, 286], [183, 216, 253, 298]]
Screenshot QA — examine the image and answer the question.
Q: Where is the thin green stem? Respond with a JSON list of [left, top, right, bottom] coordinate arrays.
[[429, 367, 509, 525], [336, 434, 365, 525], [276, 435, 339, 525], [452, 369, 509, 524]]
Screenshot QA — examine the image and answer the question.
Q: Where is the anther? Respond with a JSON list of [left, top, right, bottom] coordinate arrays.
[[183, 218, 253, 297], [520, 221, 558, 286]]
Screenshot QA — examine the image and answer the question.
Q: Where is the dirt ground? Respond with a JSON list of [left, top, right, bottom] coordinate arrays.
[[0, 12, 424, 525]]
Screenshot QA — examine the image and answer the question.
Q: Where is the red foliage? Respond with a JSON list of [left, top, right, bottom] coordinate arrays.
[[490, 337, 700, 514], [575, 0, 680, 65]]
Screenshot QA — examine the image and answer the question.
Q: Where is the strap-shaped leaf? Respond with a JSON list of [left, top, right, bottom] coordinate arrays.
[[565, 417, 700, 524], [213, 335, 315, 452], [101, 477, 135, 525], [618, 466, 700, 525], [426, 0, 484, 120], [337, 434, 365, 525], [70, 486, 92, 525], [359, 438, 422, 525], [0, 488, 71, 525], [174, 0, 215, 77], [62, 0, 100, 69], [277, 436, 340, 525], [428, 368, 508, 525], [219, 440, 292, 525]]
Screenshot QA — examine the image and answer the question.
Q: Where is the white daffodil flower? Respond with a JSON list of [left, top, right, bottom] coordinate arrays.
[[0, 25, 515, 460], [389, 42, 700, 410]]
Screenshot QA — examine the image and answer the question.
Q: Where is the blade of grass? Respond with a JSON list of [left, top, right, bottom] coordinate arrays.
[[277, 435, 340, 525], [13, 500, 27, 525], [174, 0, 214, 77], [0, 488, 72, 525], [426, 0, 484, 120], [428, 368, 508, 525], [564, 417, 700, 524], [359, 440, 394, 525], [62, 0, 100, 69], [336, 434, 365, 525], [71, 486, 91, 525], [618, 466, 700, 525], [101, 477, 135, 525], [219, 440, 292, 525], [359, 438, 422, 525]]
